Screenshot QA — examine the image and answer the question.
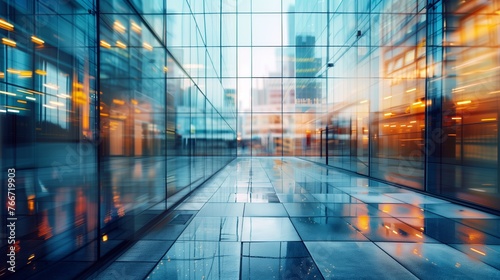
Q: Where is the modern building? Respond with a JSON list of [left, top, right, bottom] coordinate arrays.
[[1, 0, 500, 279]]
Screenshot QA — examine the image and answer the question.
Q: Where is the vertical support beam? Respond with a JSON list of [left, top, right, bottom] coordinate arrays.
[[325, 126, 329, 165], [95, 0, 101, 260]]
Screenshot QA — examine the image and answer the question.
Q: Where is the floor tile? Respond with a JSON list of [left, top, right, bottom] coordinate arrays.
[[247, 187, 275, 193], [196, 203, 245, 217], [312, 193, 358, 203], [348, 193, 406, 203], [368, 203, 442, 218], [291, 217, 368, 241], [399, 217, 500, 245], [455, 219, 500, 238], [116, 240, 173, 262], [244, 203, 288, 216], [95, 261, 157, 279], [177, 217, 242, 241], [208, 192, 237, 202], [175, 202, 205, 210], [345, 217, 437, 243], [241, 242, 322, 279], [324, 203, 391, 217], [283, 202, 330, 217], [277, 193, 318, 203], [385, 192, 450, 205], [449, 244, 500, 269], [306, 241, 418, 279], [149, 241, 240, 280], [377, 242, 500, 279], [242, 217, 300, 241]]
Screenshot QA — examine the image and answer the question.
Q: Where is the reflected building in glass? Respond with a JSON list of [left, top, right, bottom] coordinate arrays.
[[0, 0, 500, 278]]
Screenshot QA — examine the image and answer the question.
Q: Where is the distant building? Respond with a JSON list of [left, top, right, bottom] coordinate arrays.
[[295, 35, 321, 104]]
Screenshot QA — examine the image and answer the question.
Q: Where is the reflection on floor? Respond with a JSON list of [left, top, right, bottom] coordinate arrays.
[[92, 157, 500, 279]]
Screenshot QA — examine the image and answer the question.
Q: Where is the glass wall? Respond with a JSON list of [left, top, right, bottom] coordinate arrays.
[[426, 0, 500, 211], [0, 0, 99, 278], [0, 0, 236, 277], [324, 0, 427, 183], [307, 0, 500, 212]]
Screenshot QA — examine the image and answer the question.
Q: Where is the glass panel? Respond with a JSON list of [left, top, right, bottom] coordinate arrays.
[[0, 0, 98, 277], [426, 1, 500, 210]]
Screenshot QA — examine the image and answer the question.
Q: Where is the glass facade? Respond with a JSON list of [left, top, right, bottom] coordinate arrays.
[[317, 0, 500, 213], [0, 0, 235, 277], [1, 0, 499, 277]]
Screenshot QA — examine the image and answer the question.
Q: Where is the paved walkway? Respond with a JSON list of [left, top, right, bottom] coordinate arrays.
[[93, 157, 500, 279]]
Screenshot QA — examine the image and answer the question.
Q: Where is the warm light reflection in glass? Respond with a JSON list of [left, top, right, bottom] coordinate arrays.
[[113, 99, 125, 105], [113, 20, 126, 33], [357, 215, 369, 230], [143, 42, 153, 51], [0, 90, 16, 96], [20, 70, 32, 78], [470, 248, 486, 256], [456, 100, 472, 105], [35, 69, 47, 75], [0, 19, 14, 31], [131, 21, 142, 33], [57, 94, 71, 99], [49, 101, 64, 106], [2, 38, 16, 47], [43, 83, 59, 90], [116, 40, 127, 49], [31, 35, 44, 45], [43, 104, 56, 109], [18, 89, 44, 95], [7, 68, 20, 74], [100, 40, 111, 48]]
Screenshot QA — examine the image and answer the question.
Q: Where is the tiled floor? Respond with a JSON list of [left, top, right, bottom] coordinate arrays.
[[92, 157, 500, 279]]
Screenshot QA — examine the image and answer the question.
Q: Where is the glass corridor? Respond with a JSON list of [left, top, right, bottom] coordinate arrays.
[[0, 0, 500, 278]]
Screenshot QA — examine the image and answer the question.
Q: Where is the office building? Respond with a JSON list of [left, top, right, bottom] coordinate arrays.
[[1, 0, 500, 278]]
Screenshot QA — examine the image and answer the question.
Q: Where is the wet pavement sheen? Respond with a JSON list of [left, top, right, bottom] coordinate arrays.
[[93, 157, 500, 279]]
